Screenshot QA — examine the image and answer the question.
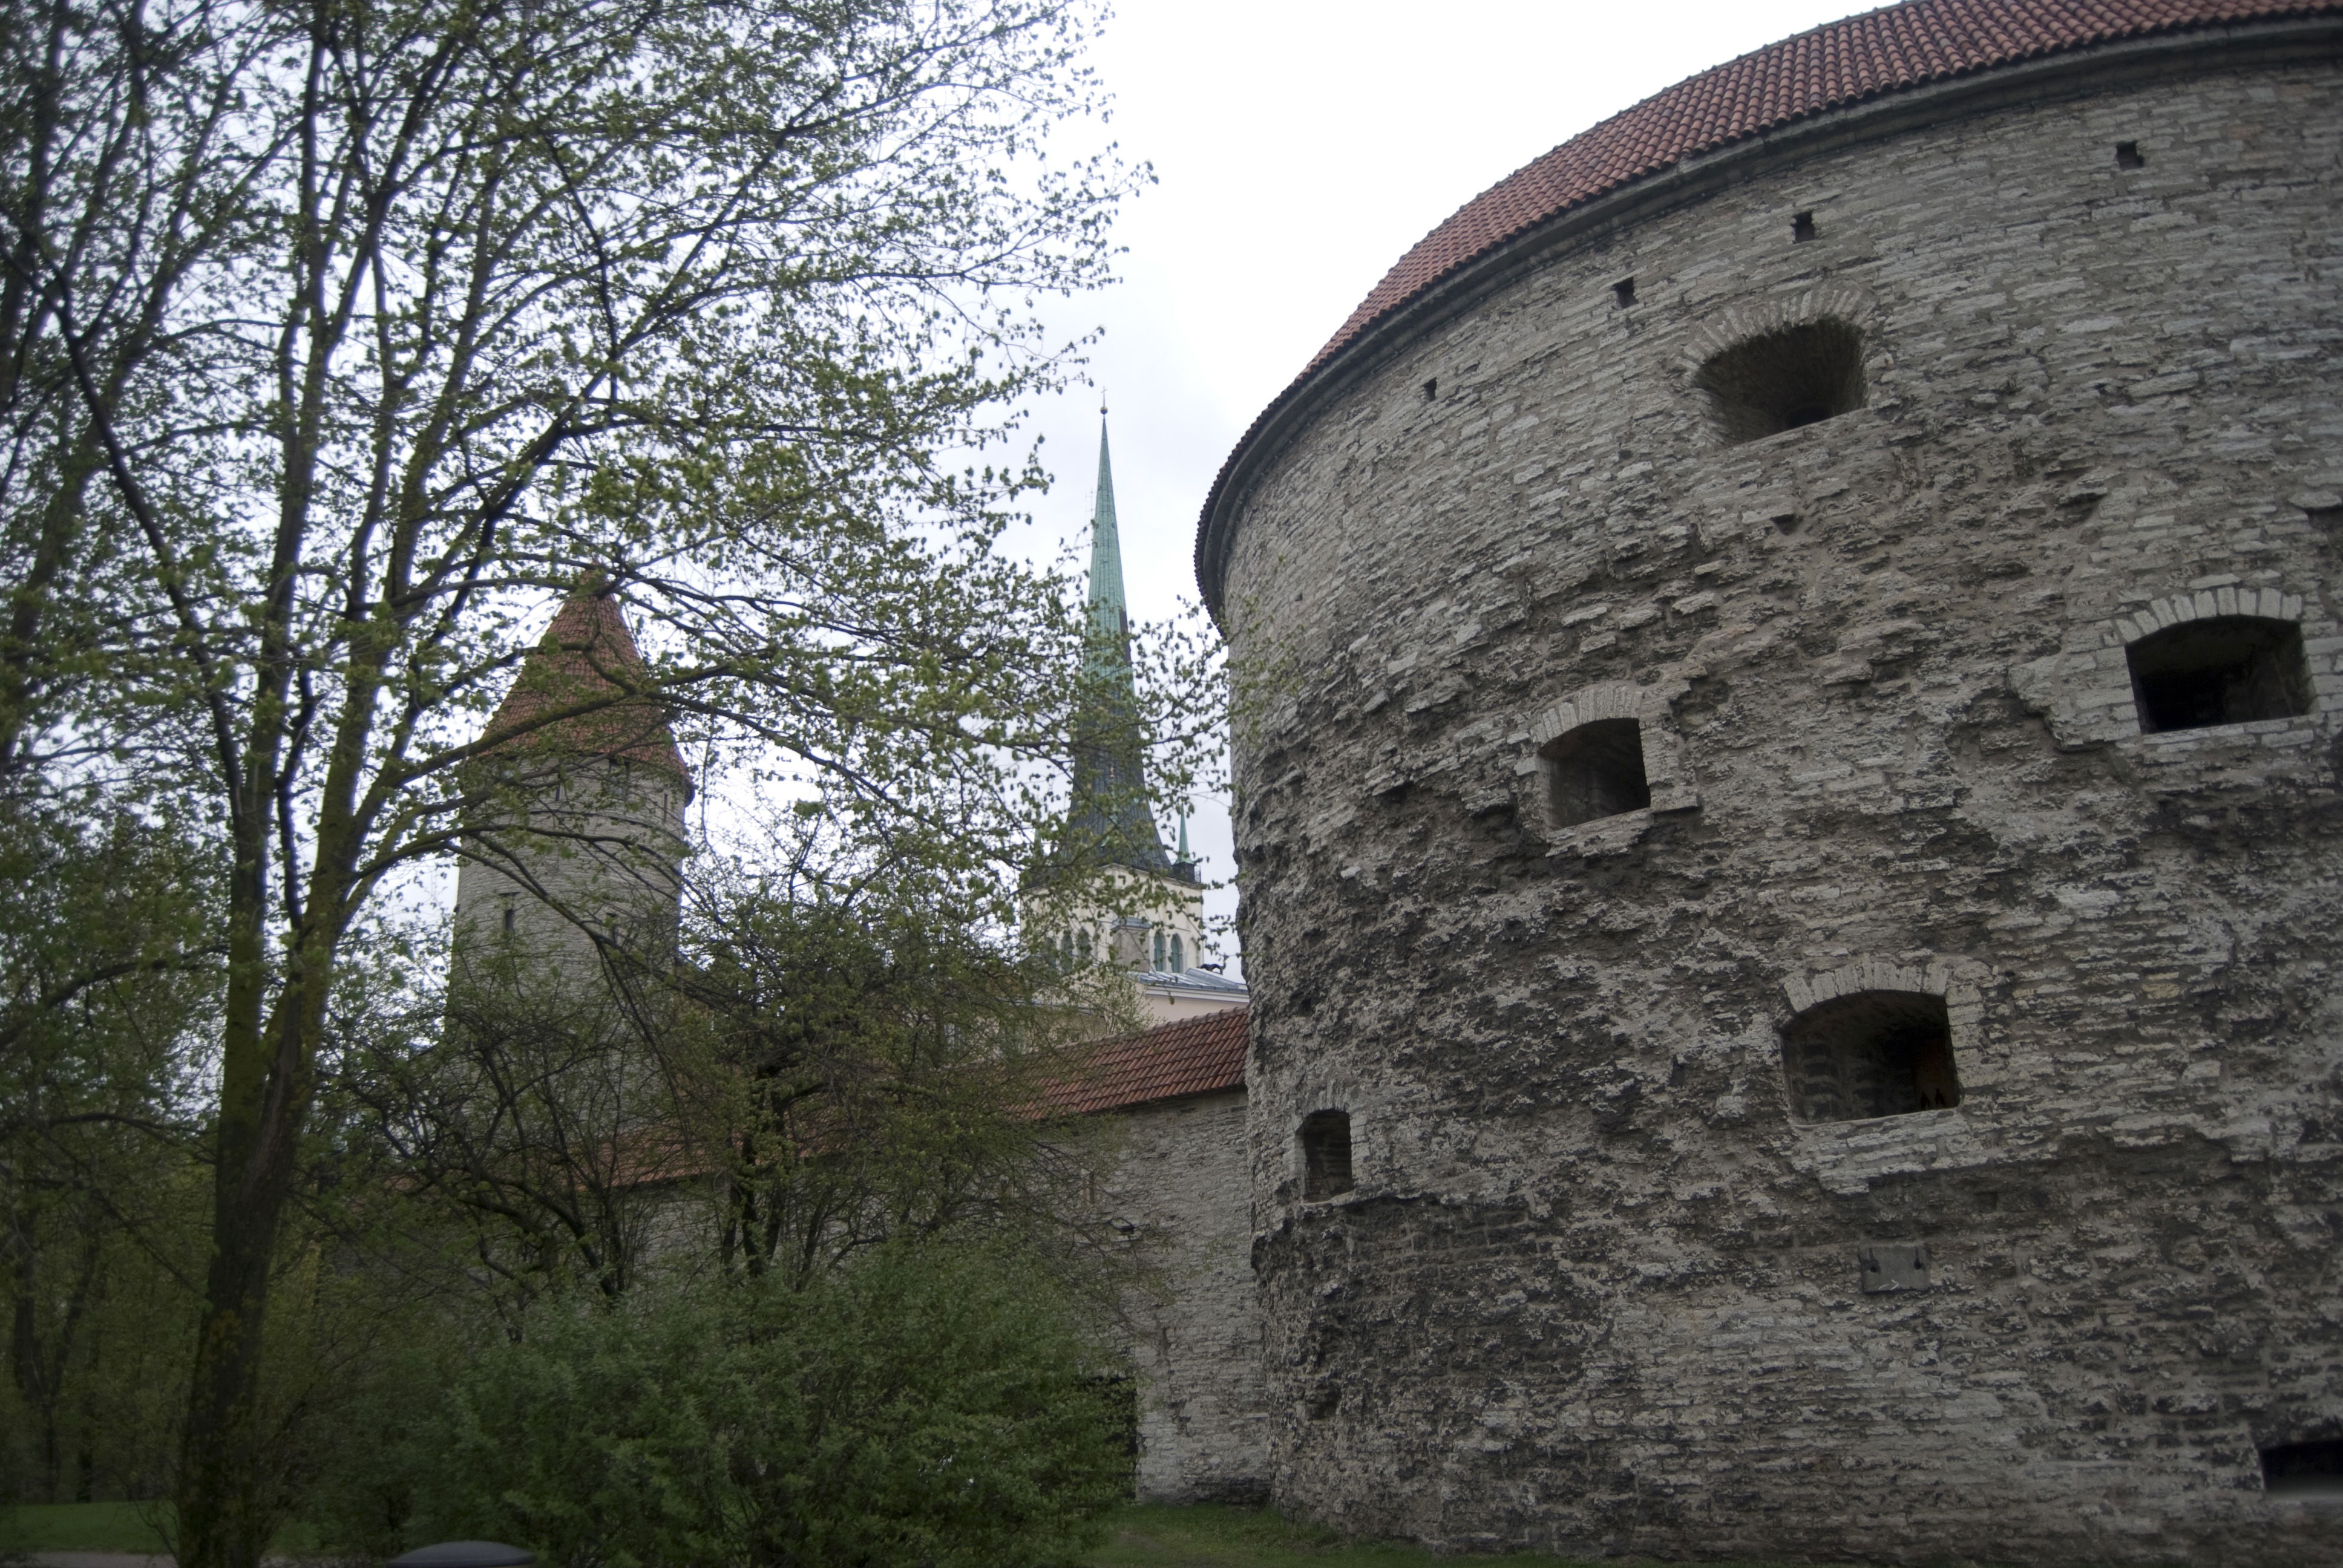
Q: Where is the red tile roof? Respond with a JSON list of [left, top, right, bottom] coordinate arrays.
[[481, 593, 692, 786], [1198, 0, 2342, 607], [1041, 1006, 1250, 1116]]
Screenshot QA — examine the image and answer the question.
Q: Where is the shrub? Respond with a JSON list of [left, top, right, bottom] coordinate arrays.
[[351, 1246, 1129, 1568]]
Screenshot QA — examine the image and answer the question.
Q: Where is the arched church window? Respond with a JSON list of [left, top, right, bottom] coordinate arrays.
[[1543, 718, 1651, 828], [2125, 615, 2310, 733], [1696, 319, 1867, 444], [1153, 929, 1166, 970], [1780, 990, 1960, 1123], [1299, 1110, 1354, 1200], [1170, 935, 1184, 972]]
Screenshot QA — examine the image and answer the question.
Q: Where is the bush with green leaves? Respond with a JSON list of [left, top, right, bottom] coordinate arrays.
[[330, 1245, 1130, 1568]]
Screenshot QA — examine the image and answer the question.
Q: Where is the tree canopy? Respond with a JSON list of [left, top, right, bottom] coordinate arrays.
[[1, 0, 1156, 1560]]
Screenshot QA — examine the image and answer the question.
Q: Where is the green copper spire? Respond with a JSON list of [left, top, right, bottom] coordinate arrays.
[[1085, 416, 1130, 676], [1065, 409, 1169, 876]]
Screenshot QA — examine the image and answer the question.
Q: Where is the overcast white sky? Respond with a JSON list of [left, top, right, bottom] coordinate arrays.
[[1014, 0, 1881, 967]]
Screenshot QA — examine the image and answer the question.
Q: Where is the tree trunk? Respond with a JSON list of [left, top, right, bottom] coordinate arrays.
[[174, 894, 318, 1568]]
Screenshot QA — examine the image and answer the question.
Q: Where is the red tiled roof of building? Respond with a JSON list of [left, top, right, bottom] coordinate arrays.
[[1041, 1005, 1249, 1116], [1199, 0, 2341, 603], [481, 593, 692, 786], [1309, 0, 2336, 375]]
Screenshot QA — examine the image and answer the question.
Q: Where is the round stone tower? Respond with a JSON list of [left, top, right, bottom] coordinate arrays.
[[1198, 1, 2343, 1561]]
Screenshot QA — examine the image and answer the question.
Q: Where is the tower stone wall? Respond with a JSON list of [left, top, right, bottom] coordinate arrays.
[[1211, 34, 2343, 1566], [451, 757, 690, 976]]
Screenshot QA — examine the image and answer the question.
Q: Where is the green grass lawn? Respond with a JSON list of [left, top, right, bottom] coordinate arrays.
[[1084, 1504, 1858, 1568], [0, 1503, 319, 1557], [0, 1501, 172, 1554], [4, 1499, 1854, 1566]]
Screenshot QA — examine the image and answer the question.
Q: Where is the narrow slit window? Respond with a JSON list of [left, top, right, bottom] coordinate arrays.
[[2126, 615, 2311, 733], [1695, 319, 1867, 444], [2261, 1440, 2343, 1499], [1780, 990, 1961, 1124], [1543, 718, 1651, 829], [1299, 1110, 1353, 1201]]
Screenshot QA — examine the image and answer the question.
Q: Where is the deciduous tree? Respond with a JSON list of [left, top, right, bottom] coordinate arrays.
[[2, 0, 1138, 1560]]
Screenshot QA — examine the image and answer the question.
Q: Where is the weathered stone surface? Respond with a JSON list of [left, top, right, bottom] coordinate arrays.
[[1216, 45, 2343, 1565], [1103, 1088, 1270, 1503]]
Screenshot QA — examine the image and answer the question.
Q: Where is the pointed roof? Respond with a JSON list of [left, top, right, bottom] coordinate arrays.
[[1085, 418, 1132, 678], [480, 592, 693, 792], [1065, 414, 1170, 876]]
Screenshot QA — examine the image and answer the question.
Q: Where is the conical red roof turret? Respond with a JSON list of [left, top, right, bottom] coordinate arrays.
[[480, 592, 692, 792]]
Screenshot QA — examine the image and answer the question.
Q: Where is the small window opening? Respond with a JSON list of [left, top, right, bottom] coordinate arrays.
[[1791, 211, 1817, 243], [2126, 615, 2310, 733], [2115, 141, 2145, 169], [1542, 717, 1651, 829], [2261, 1440, 2343, 1498], [1694, 319, 1867, 444], [1421, 377, 1438, 402], [501, 903, 516, 934], [1613, 276, 1636, 307], [1299, 1110, 1353, 1201], [1781, 990, 1961, 1124]]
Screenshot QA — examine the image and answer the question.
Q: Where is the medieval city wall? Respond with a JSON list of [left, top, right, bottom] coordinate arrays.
[[1219, 45, 2343, 1565], [1106, 1087, 1271, 1503]]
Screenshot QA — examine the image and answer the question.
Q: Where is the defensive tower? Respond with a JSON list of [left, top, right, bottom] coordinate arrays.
[[453, 590, 692, 976], [1199, 1, 2343, 1561]]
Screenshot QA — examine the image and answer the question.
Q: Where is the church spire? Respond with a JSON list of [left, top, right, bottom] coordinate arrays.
[[1065, 409, 1168, 875], [1086, 414, 1130, 676]]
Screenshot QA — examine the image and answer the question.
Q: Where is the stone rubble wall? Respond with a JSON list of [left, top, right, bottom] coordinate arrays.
[[1105, 1088, 1271, 1503], [1219, 48, 2343, 1566]]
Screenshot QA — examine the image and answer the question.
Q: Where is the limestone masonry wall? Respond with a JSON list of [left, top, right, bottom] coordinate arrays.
[[453, 759, 689, 976], [1220, 50, 2343, 1565], [1106, 1088, 1270, 1503]]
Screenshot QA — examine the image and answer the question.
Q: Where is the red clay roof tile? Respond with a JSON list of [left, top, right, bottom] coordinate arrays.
[[481, 594, 692, 786], [1042, 1005, 1250, 1116]]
